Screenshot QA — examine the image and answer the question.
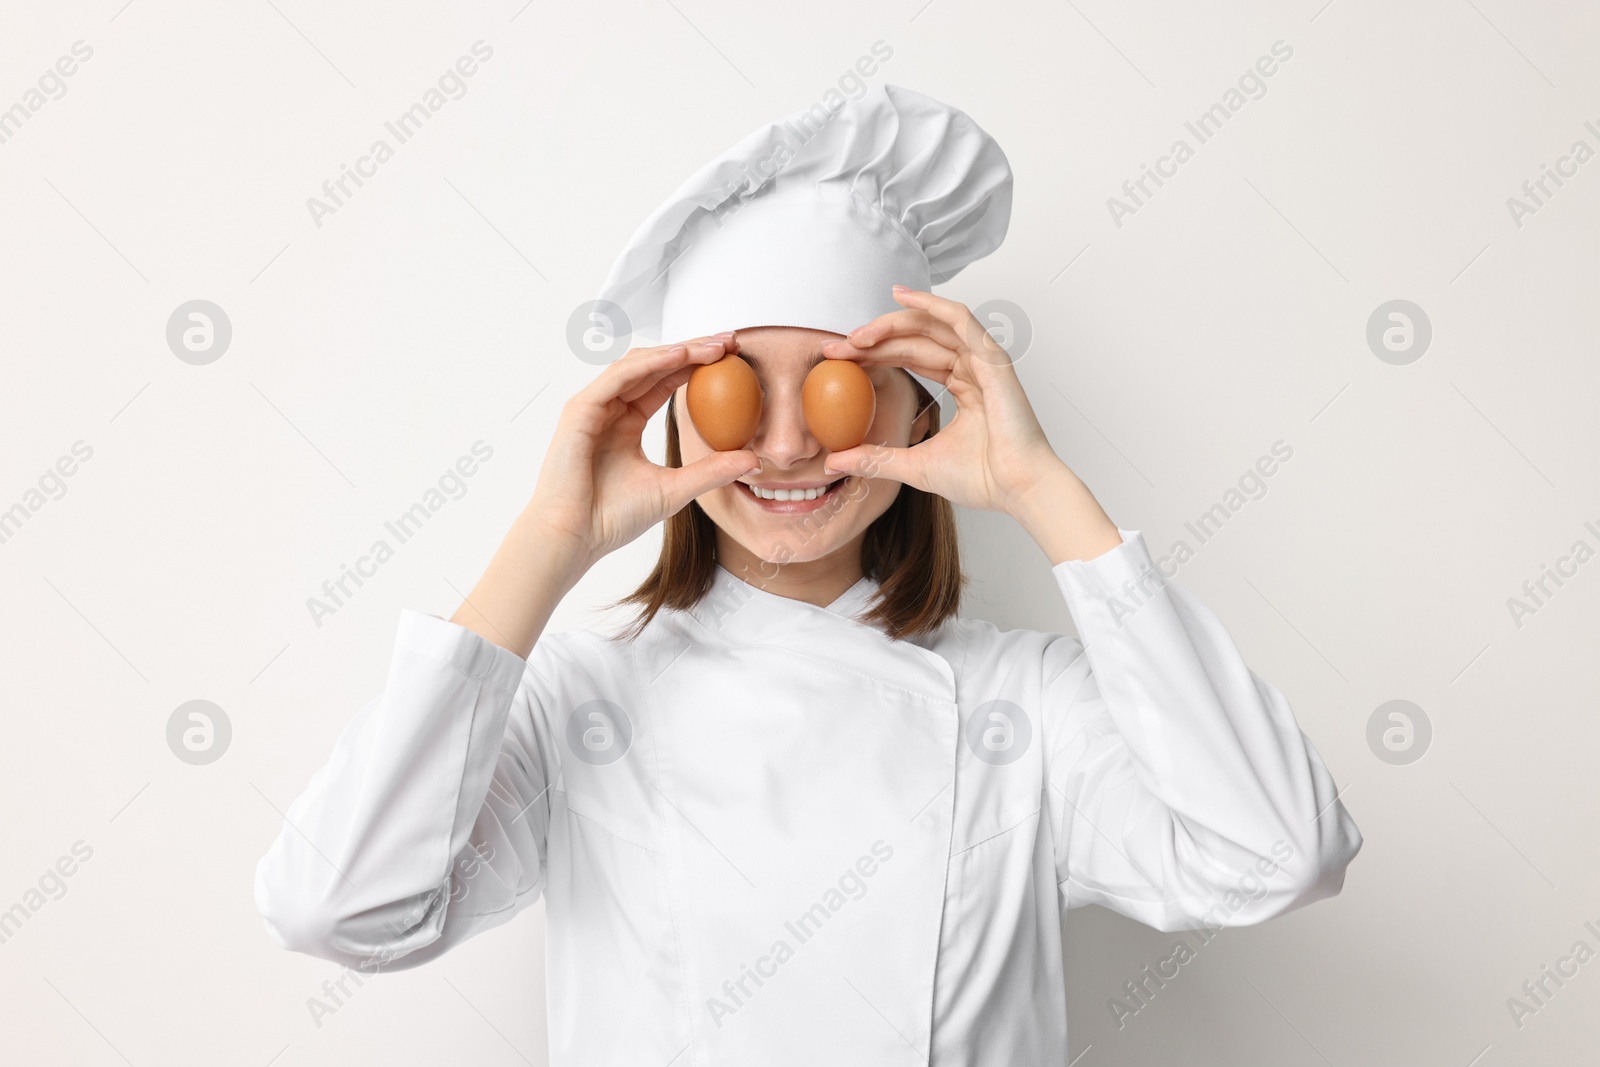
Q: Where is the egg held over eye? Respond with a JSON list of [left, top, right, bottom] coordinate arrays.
[[802, 359, 876, 452], [685, 354, 763, 451]]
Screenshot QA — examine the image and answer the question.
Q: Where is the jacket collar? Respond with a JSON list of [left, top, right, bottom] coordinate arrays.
[[822, 571, 878, 619], [680, 562, 955, 701]]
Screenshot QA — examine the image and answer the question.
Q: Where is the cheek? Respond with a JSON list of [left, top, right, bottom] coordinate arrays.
[[675, 391, 712, 462], [863, 376, 915, 447], [847, 478, 899, 530]]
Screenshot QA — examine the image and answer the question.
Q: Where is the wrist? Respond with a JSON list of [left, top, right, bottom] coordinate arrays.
[[1008, 462, 1122, 566], [450, 511, 591, 658], [511, 508, 593, 592], [1004, 455, 1080, 524]]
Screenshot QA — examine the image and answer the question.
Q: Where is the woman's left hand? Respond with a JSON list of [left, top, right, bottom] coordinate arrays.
[[820, 286, 1123, 563], [820, 287, 1063, 512]]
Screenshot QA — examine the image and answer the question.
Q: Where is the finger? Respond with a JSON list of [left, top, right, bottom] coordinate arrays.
[[888, 287, 1011, 365], [841, 308, 963, 352], [629, 366, 693, 422], [822, 441, 930, 493], [617, 331, 741, 404], [629, 336, 737, 418], [661, 448, 760, 514], [620, 347, 729, 412], [822, 335, 955, 384], [663, 330, 740, 357], [889, 286, 970, 328], [590, 339, 725, 408], [577, 342, 696, 408]]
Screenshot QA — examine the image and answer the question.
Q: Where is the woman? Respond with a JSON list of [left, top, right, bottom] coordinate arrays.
[[255, 85, 1361, 1065]]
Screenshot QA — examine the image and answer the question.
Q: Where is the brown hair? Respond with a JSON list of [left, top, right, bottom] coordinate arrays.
[[608, 376, 965, 642]]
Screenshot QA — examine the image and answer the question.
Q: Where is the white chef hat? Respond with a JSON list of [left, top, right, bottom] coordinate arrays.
[[593, 83, 1013, 411]]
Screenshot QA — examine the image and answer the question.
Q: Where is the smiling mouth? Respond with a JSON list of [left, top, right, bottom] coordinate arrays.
[[735, 477, 849, 510]]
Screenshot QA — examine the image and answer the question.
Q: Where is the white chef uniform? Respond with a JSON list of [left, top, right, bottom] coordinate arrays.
[[254, 84, 1361, 1065], [254, 531, 1361, 1064]]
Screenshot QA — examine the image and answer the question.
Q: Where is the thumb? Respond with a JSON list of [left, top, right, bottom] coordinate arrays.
[[824, 442, 924, 490], [662, 449, 760, 513]]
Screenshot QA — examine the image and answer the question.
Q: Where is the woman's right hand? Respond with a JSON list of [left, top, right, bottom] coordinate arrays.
[[526, 333, 760, 576], [451, 335, 757, 656]]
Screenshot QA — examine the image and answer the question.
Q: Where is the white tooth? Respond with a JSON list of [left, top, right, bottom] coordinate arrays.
[[751, 485, 833, 501]]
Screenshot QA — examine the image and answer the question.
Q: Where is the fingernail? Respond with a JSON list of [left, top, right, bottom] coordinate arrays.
[[892, 284, 909, 292], [712, 331, 735, 341]]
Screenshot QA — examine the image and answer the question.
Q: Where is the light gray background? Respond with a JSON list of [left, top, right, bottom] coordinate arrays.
[[2, 1, 1596, 1064]]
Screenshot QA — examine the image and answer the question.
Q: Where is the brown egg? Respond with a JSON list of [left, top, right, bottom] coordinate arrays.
[[802, 359, 876, 452], [686, 355, 763, 451]]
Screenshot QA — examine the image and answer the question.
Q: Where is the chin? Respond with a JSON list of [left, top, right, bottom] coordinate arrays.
[[732, 524, 844, 572]]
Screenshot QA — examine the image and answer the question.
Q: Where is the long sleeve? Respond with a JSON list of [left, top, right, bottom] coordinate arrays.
[[1043, 528, 1361, 931], [254, 609, 555, 971]]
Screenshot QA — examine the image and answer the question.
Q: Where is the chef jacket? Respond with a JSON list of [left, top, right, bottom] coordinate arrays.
[[254, 528, 1361, 1065]]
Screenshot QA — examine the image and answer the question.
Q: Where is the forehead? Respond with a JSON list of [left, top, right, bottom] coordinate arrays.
[[733, 326, 839, 369], [733, 326, 896, 386]]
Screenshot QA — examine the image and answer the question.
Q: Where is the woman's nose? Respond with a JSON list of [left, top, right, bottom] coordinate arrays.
[[752, 391, 820, 469]]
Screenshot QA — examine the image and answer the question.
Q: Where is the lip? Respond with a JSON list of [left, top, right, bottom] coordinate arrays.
[[734, 477, 848, 514], [745, 481, 836, 490]]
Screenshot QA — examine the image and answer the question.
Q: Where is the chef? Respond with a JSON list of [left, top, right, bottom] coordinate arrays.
[[255, 84, 1362, 1065]]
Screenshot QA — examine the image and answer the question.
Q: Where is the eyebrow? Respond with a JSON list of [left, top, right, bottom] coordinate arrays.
[[738, 351, 827, 377]]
